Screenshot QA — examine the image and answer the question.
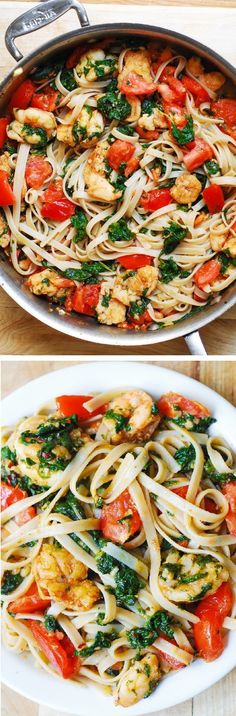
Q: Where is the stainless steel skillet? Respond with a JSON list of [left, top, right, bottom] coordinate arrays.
[[0, 0, 235, 354]]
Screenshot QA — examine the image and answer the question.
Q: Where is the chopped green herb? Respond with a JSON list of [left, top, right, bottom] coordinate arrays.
[[105, 409, 131, 433], [97, 80, 131, 121], [172, 115, 194, 146], [77, 631, 117, 657], [71, 209, 88, 242], [205, 160, 220, 175], [162, 222, 188, 255], [118, 125, 135, 136], [54, 490, 85, 520], [60, 68, 77, 91], [159, 257, 190, 283], [108, 218, 133, 243], [171, 414, 216, 432], [1, 571, 23, 595], [175, 444, 196, 470], [44, 615, 62, 632], [204, 459, 236, 484], [22, 124, 47, 147], [96, 611, 105, 625], [127, 610, 174, 649], [63, 261, 114, 284], [129, 297, 149, 318]]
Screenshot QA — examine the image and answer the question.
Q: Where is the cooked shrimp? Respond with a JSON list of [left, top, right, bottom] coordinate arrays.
[[57, 106, 104, 148], [76, 48, 117, 82], [125, 97, 141, 123], [170, 173, 202, 205], [99, 389, 160, 444], [118, 49, 153, 89], [113, 266, 158, 306], [210, 231, 236, 258], [26, 269, 74, 298], [138, 107, 168, 132], [115, 654, 160, 707], [14, 414, 75, 484], [159, 549, 229, 602], [96, 283, 126, 325], [7, 108, 56, 145], [84, 140, 122, 202], [33, 543, 100, 610]]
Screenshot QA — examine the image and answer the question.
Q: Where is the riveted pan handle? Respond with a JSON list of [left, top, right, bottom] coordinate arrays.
[[184, 331, 207, 355], [5, 0, 90, 62]]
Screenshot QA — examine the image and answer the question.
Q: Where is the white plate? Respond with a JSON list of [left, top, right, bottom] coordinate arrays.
[[2, 361, 236, 714]]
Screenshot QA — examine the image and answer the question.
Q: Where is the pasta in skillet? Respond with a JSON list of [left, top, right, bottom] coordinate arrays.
[[0, 38, 235, 330], [1, 387, 236, 706]]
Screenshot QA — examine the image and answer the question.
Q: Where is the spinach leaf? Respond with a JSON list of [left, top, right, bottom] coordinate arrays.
[[218, 251, 236, 274], [97, 80, 131, 121], [129, 297, 149, 318], [205, 160, 220, 175], [108, 218, 133, 242], [104, 409, 131, 433], [77, 631, 117, 657], [1, 571, 23, 594], [71, 210, 88, 242], [118, 125, 135, 136], [44, 615, 62, 632], [127, 610, 174, 648], [60, 69, 77, 91], [171, 413, 216, 432], [203, 459, 236, 484], [22, 125, 47, 147], [19, 476, 49, 495], [1, 446, 16, 462], [172, 116, 194, 146], [96, 551, 144, 606], [162, 222, 188, 254], [63, 261, 114, 283], [159, 257, 190, 283], [175, 444, 196, 470], [54, 490, 85, 520]]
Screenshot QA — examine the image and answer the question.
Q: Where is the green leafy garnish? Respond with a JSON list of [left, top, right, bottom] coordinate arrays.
[[23, 125, 47, 147], [63, 261, 114, 284], [159, 257, 190, 283], [127, 610, 174, 648], [204, 459, 236, 484], [54, 490, 85, 520], [71, 210, 88, 242], [129, 297, 149, 318], [108, 218, 133, 242], [205, 160, 220, 175], [44, 615, 62, 632], [118, 125, 135, 136], [77, 631, 117, 657], [1, 571, 23, 595], [162, 222, 188, 254], [175, 444, 196, 470], [60, 69, 77, 91], [172, 115, 195, 146], [104, 409, 131, 434], [1, 446, 16, 462], [97, 80, 131, 121], [171, 414, 216, 432]]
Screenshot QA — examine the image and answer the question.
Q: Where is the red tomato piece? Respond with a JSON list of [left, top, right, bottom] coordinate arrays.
[[171, 485, 189, 499], [56, 395, 106, 421], [204, 497, 219, 514], [182, 76, 210, 107], [127, 309, 153, 327], [117, 254, 153, 270], [0, 118, 8, 148], [157, 636, 186, 670], [0, 482, 36, 524], [41, 200, 76, 221], [183, 138, 213, 172], [0, 170, 15, 206], [107, 140, 135, 173], [159, 65, 176, 82], [42, 178, 64, 203], [9, 582, 51, 614], [157, 391, 210, 419], [166, 76, 186, 104], [139, 188, 172, 212], [194, 258, 221, 289], [120, 72, 157, 96], [202, 184, 224, 213], [8, 79, 35, 112], [136, 126, 159, 141], [222, 482, 236, 536], [100, 489, 142, 544], [29, 621, 80, 678], [124, 156, 140, 177], [211, 99, 236, 128], [157, 82, 177, 105], [193, 582, 233, 661], [71, 284, 101, 317], [25, 156, 52, 189], [31, 87, 61, 112]]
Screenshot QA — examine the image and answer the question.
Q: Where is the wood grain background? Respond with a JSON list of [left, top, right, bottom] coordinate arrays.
[[0, 1, 236, 355], [1, 358, 236, 715]]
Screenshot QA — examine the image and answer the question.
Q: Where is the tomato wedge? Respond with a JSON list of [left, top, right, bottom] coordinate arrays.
[[194, 258, 221, 289], [41, 199, 75, 221], [165, 76, 186, 105], [171, 485, 188, 499], [56, 394, 106, 421], [212, 99, 236, 128], [127, 309, 152, 328], [222, 482, 236, 535], [8, 79, 35, 112], [31, 87, 61, 112], [0, 118, 8, 148], [120, 72, 157, 96], [71, 284, 101, 317], [182, 76, 210, 107], [202, 184, 224, 213], [117, 254, 153, 270], [0, 170, 15, 206], [139, 188, 172, 212], [124, 156, 140, 177], [100, 489, 142, 544], [193, 582, 233, 661], [9, 582, 51, 614], [29, 621, 80, 678], [183, 138, 213, 172], [25, 156, 52, 189], [107, 140, 135, 172], [157, 391, 210, 419], [0, 482, 36, 525]]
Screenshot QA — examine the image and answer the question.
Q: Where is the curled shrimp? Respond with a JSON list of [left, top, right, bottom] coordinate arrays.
[[98, 389, 160, 444]]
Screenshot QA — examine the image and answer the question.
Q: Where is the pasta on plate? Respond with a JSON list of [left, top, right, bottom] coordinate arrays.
[[0, 38, 236, 330], [1, 387, 236, 707]]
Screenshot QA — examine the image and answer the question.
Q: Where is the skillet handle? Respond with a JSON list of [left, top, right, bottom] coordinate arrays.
[[184, 331, 207, 355], [5, 0, 90, 62]]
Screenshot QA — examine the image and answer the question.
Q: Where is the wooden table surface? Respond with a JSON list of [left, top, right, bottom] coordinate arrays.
[[1, 358, 236, 716], [0, 1, 236, 355]]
